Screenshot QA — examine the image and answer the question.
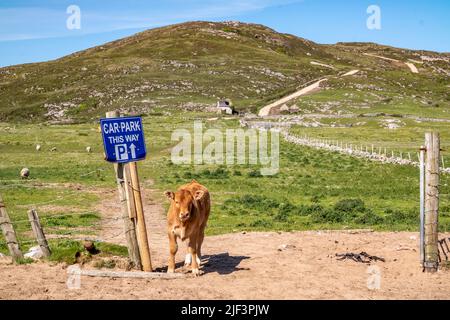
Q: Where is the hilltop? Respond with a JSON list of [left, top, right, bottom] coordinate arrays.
[[0, 21, 448, 123]]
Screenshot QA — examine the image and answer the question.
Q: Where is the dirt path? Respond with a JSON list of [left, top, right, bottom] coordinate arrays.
[[342, 69, 359, 77], [1, 230, 449, 299], [310, 61, 335, 69], [258, 78, 328, 117], [258, 67, 363, 117], [364, 53, 419, 74], [2, 182, 448, 299], [405, 62, 419, 73], [97, 179, 170, 268]]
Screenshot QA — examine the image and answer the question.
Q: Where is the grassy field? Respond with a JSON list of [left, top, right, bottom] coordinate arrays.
[[1, 111, 449, 259], [289, 117, 450, 158]]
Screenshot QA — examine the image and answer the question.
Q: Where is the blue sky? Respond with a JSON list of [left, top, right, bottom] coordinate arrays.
[[1, 0, 449, 67]]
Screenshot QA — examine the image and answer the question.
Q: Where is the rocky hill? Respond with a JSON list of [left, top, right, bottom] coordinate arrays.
[[0, 21, 448, 123]]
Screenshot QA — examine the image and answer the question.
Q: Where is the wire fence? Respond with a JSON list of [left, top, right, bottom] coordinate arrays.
[[241, 119, 450, 173]]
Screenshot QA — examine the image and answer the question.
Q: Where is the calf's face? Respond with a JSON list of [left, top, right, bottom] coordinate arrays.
[[165, 189, 204, 223]]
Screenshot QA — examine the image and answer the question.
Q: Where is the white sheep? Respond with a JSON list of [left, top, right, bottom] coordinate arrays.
[[86, 146, 92, 153], [20, 168, 30, 179], [36, 144, 41, 151]]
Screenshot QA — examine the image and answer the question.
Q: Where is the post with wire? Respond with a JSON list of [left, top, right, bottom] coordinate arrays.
[[0, 193, 23, 261], [419, 132, 440, 273], [102, 112, 153, 272]]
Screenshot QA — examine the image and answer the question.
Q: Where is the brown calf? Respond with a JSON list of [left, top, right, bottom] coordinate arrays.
[[164, 179, 210, 276]]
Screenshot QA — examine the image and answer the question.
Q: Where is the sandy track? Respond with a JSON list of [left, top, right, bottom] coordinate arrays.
[[364, 53, 419, 73], [258, 78, 328, 117], [1, 229, 449, 299], [1, 182, 448, 300]]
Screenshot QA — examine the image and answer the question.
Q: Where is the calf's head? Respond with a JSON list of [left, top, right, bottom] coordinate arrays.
[[165, 189, 205, 223]]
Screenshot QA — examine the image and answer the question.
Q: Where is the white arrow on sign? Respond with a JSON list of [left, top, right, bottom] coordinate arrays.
[[130, 143, 137, 159]]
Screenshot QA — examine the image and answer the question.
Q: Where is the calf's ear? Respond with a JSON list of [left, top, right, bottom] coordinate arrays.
[[194, 190, 205, 201], [164, 191, 175, 200]]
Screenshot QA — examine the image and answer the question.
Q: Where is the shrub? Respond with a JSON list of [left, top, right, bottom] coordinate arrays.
[[250, 219, 273, 228], [297, 204, 325, 216], [183, 171, 193, 179], [274, 210, 289, 222], [354, 210, 384, 225], [334, 198, 366, 213], [247, 169, 262, 178], [385, 209, 417, 224], [311, 208, 345, 223]]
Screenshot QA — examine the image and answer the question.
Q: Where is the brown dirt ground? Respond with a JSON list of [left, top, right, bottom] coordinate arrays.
[[1, 182, 449, 300]]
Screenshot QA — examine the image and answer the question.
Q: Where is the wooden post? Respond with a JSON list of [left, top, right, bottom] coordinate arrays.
[[419, 146, 426, 266], [123, 165, 137, 219], [424, 132, 440, 272], [81, 270, 185, 279], [106, 111, 142, 270], [27, 209, 51, 257], [129, 162, 153, 272], [0, 193, 23, 261]]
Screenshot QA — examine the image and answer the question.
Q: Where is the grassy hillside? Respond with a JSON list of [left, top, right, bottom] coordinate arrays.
[[0, 21, 448, 123]]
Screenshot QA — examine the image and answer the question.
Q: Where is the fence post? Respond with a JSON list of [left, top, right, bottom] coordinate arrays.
[[0, 193, 23, 261], [424, 132, 440, 273], [27, 209, 51, 257], [419, 146, 426, 266], [129, 162, 153, 272], [106, 111, 142, 270]]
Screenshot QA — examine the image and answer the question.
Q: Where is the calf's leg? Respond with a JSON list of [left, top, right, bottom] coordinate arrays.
[[188, 235, 200, 276], [167, 232, 178, 273], [196, 230, 205, 265]]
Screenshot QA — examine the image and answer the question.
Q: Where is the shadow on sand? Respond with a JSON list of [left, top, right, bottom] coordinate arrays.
[[154, 252, 250, 275], [201, 252, 250, 275]]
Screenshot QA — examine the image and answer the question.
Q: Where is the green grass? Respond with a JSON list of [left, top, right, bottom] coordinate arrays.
[[47, 240, 128, 265], [1, 111, 449, 258], [139, 113, 450, 234], [290, 117, 450, 158]]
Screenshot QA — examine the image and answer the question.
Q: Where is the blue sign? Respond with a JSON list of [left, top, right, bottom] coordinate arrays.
[[100, 117, 147, 163]]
